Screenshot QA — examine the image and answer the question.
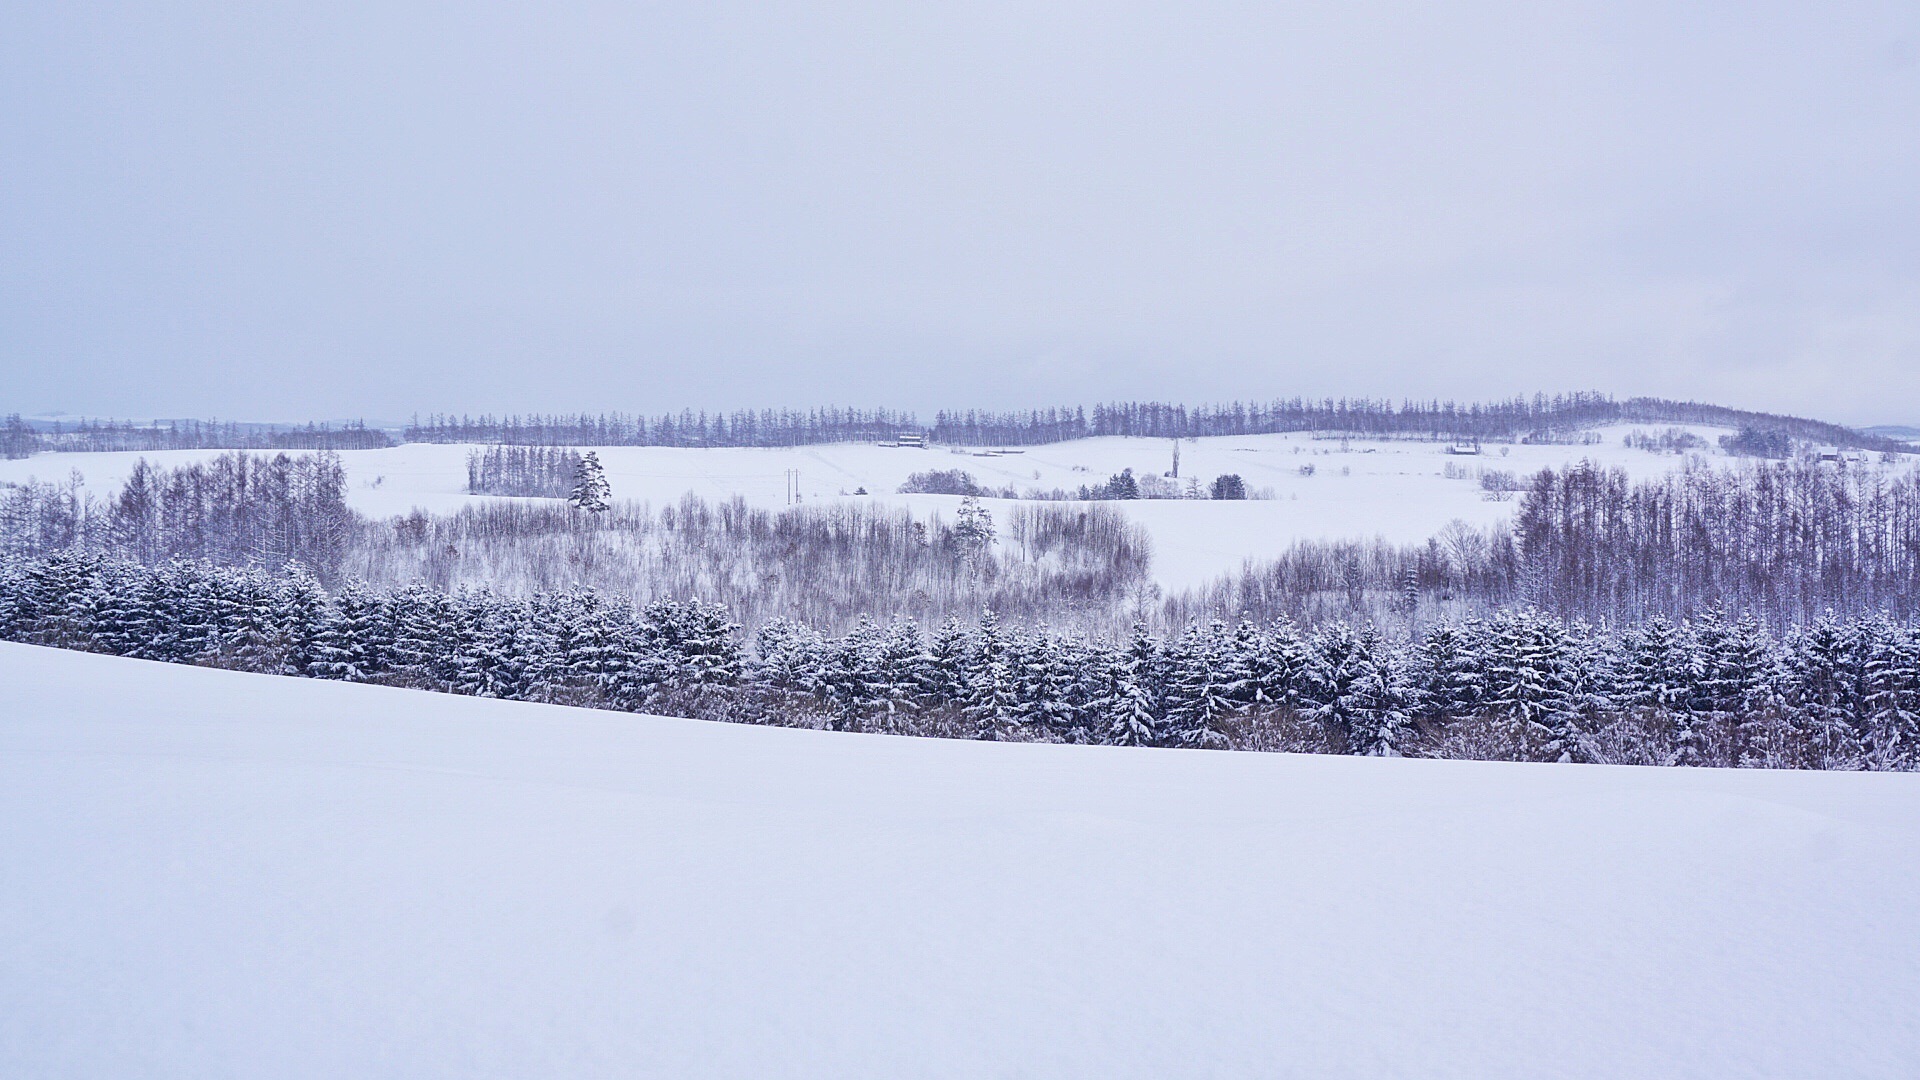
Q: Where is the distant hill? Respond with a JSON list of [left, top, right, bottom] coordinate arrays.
[[1863, 425, 1920, 442]]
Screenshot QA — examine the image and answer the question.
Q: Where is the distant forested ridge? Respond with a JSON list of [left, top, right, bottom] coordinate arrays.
[[6, 396, 1907, 457]]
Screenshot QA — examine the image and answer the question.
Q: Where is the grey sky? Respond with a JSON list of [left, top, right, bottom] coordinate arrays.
[[4, 2, 1917, 424]]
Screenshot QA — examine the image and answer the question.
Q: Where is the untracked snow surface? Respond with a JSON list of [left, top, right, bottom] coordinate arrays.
[[3, 643, 1918, 1079]]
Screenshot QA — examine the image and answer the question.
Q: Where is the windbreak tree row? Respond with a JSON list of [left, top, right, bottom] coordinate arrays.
[[4, 551, 1916, 771], [0, 414, 390, 457], [396, 395, 1910, 452], [466, 445, 585, 498]]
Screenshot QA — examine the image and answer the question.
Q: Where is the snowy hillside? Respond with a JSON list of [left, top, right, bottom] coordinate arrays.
[[3, 642, 1916, 1079], [10, 424, 1903, 591]]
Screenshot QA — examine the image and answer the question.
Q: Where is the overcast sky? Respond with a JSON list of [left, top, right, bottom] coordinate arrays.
[[4, 2, 1917, 425]]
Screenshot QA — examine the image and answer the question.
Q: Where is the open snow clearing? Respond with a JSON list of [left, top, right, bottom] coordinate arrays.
[[10, 424, 1901, 591], [2, 642, 1916, 1078]]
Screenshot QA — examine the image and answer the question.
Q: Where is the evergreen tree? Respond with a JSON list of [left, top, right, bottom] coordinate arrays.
[[388, 583, 453, 690], [920, 615, 972, 708], [567, 451, 612, 513], [1412, 620, 1485, 729], [753, 618, 826, 703], [82, 560, 154, 659], [1862, 621, 1920, 769], [1785, 617, 1868, 768], [963, 610, 1019, 739], [1104, 623, 1162, 746], [1484, 610, 1578, 761], [1250, 618, 1310, 717], [823, 616, 887, 729], [951, 497, 996, 571], [878, 618, 929, 720], [1302, 622, 1370, 752], [1162, 620, 1238, 749], [442, 587, 495, 697], [1346, 626, 1411, 756], [307, 582, 384, 682], [1561, 621, 1617, 761]]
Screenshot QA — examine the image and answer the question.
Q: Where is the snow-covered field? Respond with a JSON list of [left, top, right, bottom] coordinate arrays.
[[3, 642, 1916, 1079], [4, 426, 1911, 590]]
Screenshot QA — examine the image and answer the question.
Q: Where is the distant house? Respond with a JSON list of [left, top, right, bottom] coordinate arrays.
[[1445, 441, 1481, 456], [1811, 447, 1870, 466], [894, 433, 926, 449]]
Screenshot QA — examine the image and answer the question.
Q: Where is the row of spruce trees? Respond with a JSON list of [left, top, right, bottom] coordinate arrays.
[[5, 551, 1916, 771]]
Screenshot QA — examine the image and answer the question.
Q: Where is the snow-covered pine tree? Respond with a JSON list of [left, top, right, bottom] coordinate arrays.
[[1724, 613, 1781, 766], [920, 615, 972, 709], [963, 609, 1019, 739], [1052, 634, 1109, 744], [1252, 617, 1310, 719], [1784, 616, 1868, 768], [1104, 622, 1162, 746], [1161, 620, 1237, 749], [488, 596, 545, 702], [878, 618, 929, 721], [678, 600, 743, 690], [1346, 626, 1411, 756], [139, 561, 191, 663], [0, 557, 27, 642], [744, 614, 829, 722], [1666, 614, 1716, 766], [951, 497, 996, 574], [1624, 615, 1698, 764], [565, 588, 632, 706], [82, 559, 153, 659], [387, 582, 453, 690], [307, 582, 383, 682], [1002, 624, 1045, 735], [625, 597, 741, 712], [1862, 619, 1920, 770], [217, 565, 282, 672], [21, 549, 99, 648], [567, 451, 612, 513], [1484, 609, 1578, 761], [1560, 620, 1617, 762], [525, 590, 585, 703], [167, 560, 227, 663], [443, 587, 495, 697], [1302, 622, 1370, 752], [822, 615, 887, 730], [1411, 619, 1485, 730]]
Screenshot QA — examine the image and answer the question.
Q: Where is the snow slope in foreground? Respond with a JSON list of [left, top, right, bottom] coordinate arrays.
[[2, 643, 1917, 1079]]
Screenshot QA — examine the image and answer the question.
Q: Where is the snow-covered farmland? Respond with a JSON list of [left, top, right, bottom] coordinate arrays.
[[3, 426, 1910, 590], [3, 642, 1917, 1079]]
